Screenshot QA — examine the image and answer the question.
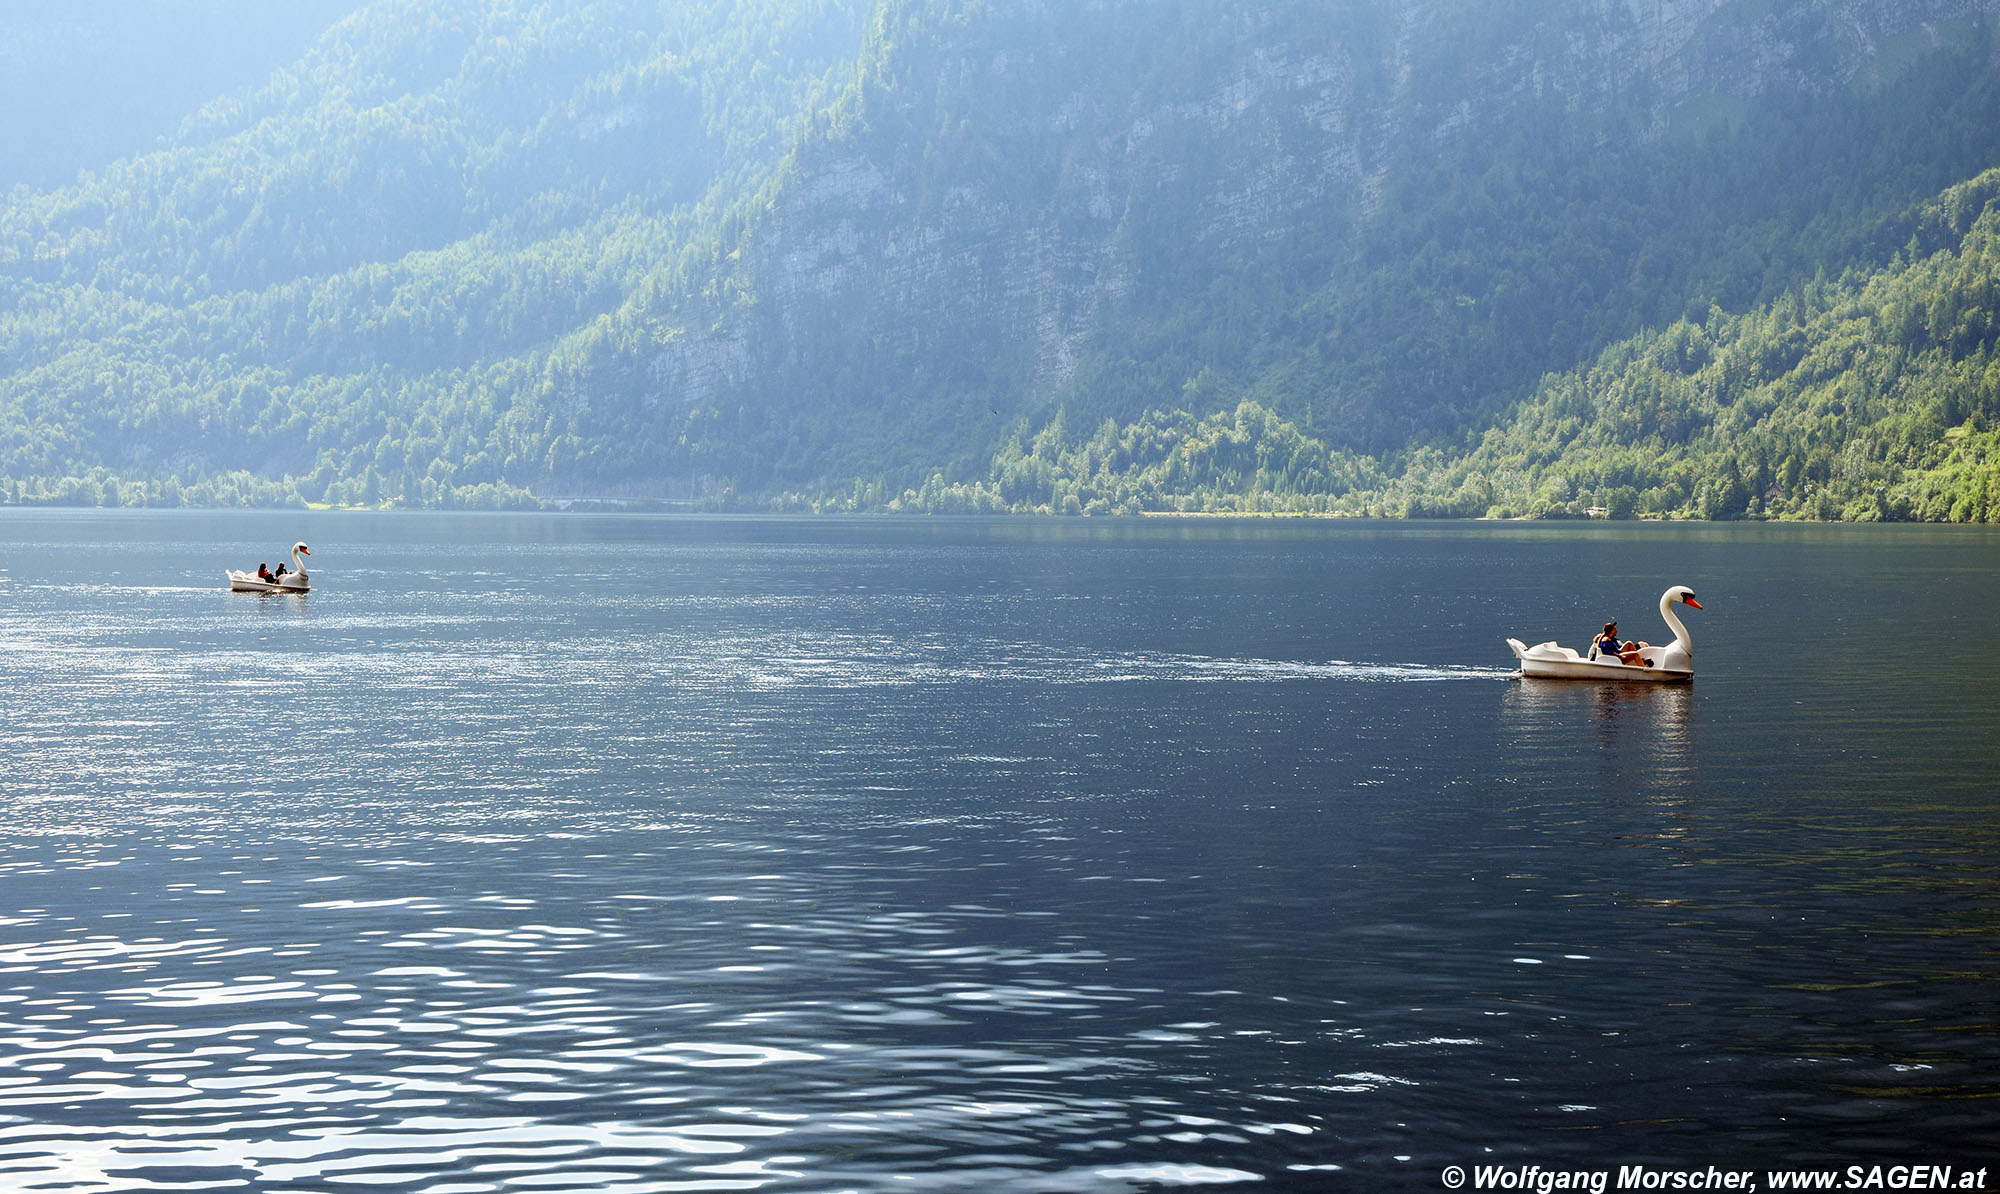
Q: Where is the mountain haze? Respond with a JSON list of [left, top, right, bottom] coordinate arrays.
[[3, 0, 1999, 518], [0, 1, 362, 191]]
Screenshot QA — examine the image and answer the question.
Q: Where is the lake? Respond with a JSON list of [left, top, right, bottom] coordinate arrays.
[[0, 510, 1996, 1192]]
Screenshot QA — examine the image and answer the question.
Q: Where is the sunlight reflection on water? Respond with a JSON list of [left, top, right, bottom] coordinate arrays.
[[0, 513, 1995, 1189]]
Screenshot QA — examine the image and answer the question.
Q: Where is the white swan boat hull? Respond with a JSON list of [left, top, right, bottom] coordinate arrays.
[[227, 571, 309, 593], [1506, 638, 1690, 682]]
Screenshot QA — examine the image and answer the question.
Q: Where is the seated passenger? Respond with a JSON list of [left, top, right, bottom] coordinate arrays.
[[256, 563, 274, 583], [1595, 621, 1652, 666]]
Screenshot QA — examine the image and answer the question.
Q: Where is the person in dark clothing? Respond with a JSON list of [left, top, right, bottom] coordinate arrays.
[[1595, 621, 1651, 666]]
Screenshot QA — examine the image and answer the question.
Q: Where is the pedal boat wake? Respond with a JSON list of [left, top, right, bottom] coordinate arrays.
[[228, 542, 311, 593], [1506, 585, 1701, 682]]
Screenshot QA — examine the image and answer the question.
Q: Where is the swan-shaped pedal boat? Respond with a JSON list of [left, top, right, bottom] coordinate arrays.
[[1507, 585, 1702, 682], [228, 542, 311, 593]]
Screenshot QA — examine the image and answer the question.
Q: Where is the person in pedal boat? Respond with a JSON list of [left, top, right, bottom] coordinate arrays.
[[1594, 621, 1652, 666]]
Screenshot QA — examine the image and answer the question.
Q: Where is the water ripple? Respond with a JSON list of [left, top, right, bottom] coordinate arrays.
[[0, 514, 1995, 1187]]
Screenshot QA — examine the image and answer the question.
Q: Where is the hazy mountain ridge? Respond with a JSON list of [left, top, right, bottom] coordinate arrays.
[[0, 1, 362, 192], [674, 0, 2000, 491], [1, 0, 1997, 516]]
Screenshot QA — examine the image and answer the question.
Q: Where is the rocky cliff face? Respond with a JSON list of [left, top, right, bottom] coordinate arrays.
[[1383, 0, 2000, 134], [708, 4, 1386, 432], [637, 0, 2000, 488]]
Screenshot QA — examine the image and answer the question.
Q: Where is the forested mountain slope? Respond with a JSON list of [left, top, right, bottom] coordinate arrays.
[[2, 0, 1998, 517], [929, 169, 2000, 519], [0, 0, 876, 507]]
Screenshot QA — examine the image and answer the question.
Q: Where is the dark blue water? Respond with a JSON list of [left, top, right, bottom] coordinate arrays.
[[0, 511, 1996, 1191]]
